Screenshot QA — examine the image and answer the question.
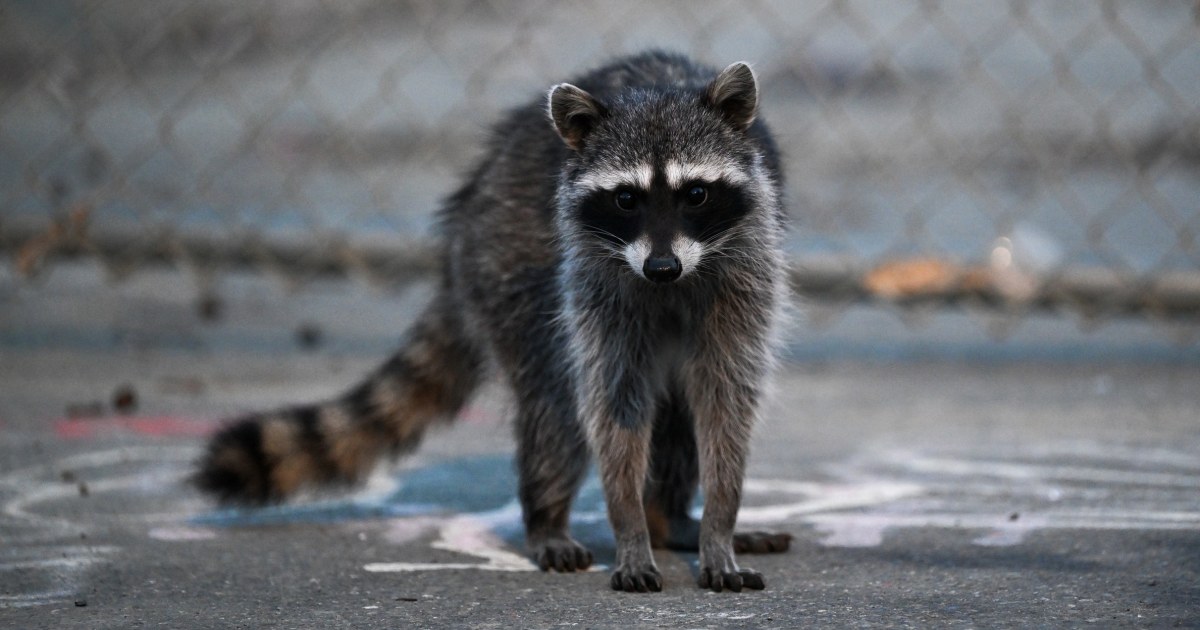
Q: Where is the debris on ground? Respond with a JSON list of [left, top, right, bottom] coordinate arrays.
[[112, 384, 138, 414], [296, 322, 324, 350]]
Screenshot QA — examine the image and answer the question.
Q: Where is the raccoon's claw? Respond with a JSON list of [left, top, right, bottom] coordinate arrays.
[[697, 567, 765, 593], [732, 531, 792, 554], [610, 564, 663, 592], [532, 536, 593, 573]]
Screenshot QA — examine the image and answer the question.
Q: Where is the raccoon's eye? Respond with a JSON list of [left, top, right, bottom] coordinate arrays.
[[613, 189, 638, 213], [685, 185, 708, 207]]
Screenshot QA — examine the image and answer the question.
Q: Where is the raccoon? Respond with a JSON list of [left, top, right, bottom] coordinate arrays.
[[196, 50, 791, 593]]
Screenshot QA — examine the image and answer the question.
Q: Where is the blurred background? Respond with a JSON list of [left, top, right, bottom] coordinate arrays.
[[2, 0, 1198, 362]]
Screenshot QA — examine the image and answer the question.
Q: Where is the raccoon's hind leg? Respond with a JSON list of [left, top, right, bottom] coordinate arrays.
[[645, 391, 702, 551], [195, 292, 484, 503], [514, 384, 594, 573], [645, 392, 792, 555]]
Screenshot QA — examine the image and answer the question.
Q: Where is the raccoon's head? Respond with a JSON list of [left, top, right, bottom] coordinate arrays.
[[549, 62, 775, 284]]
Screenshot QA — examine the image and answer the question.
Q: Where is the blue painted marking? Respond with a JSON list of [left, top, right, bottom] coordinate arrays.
[[191, 455, 618, 550]]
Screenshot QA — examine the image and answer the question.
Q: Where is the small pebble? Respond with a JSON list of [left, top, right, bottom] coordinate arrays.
[[197, 293, 224, 322], [78, 482, 89, 498], [296, 323, 324, 350], [74, 598, 87, 607], [112, 384, 138, 414]]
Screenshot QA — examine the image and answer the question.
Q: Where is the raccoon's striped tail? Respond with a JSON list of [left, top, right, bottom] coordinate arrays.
[[194, 294, 484, 504]]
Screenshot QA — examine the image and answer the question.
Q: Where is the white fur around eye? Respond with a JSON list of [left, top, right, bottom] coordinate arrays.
[[577, 164, 654, 192], [664, 159, 749, 189]]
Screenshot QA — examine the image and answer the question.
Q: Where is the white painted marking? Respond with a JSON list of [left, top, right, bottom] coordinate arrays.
[[4, 470, 194, 530], [973, 524, 1039, 547], [898, 454, 1200, 488], [0, 446, 198, 486], [803, 445, 1200, 548], [5, 438, 1197, 591], [381, 516, 444, 546], [0, 548, 120, 570], [148, 526, 218, 541], [1010, 441, 1200, 470], [737, 480, 923, 524], [0, 546, 118, 608], [365, 505, 539, 573]]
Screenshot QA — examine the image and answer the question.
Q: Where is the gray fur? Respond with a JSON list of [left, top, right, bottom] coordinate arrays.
[[195, 50, 790, 593]]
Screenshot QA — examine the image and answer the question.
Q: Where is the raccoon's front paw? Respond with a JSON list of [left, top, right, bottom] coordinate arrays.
[[610, 563, 663, 592], [530, 535, 593, 572]]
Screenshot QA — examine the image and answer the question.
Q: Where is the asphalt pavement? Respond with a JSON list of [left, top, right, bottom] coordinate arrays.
[[1, 265, 1198, 628]]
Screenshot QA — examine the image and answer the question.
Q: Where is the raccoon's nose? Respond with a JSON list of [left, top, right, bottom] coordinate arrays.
[[643, 255, 682, 283]]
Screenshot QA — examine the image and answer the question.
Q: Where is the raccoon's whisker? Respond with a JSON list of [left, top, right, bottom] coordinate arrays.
[[698, 215, 751, 242], [706, 219, 762, 241], [567, 232, 625, 255], [706, 229, 768, 254], [579, 227, 632, 249], [689, 265, 722, 282]]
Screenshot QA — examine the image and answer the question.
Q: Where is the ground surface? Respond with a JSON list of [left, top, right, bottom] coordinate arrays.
[[1, 266, 1198, 628]]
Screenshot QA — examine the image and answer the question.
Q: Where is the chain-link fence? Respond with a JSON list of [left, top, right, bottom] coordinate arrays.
[[3, 1, 1199, 332]]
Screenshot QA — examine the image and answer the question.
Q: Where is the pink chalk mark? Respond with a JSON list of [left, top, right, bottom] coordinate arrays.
[[54, 415, 218, 440]]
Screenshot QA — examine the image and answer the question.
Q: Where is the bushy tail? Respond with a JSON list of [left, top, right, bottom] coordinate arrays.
[[194, 294, 483, 504]]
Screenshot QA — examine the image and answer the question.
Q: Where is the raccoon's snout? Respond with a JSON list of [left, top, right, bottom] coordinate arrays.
[[643, 255, 682, 283]]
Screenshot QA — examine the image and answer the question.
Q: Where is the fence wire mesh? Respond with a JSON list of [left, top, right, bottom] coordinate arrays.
[[2, 1, 1199, 334]]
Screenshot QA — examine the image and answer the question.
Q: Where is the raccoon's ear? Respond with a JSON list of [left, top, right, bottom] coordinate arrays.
[[548, 83, 606, 152], [704, 62, 758, 132]]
